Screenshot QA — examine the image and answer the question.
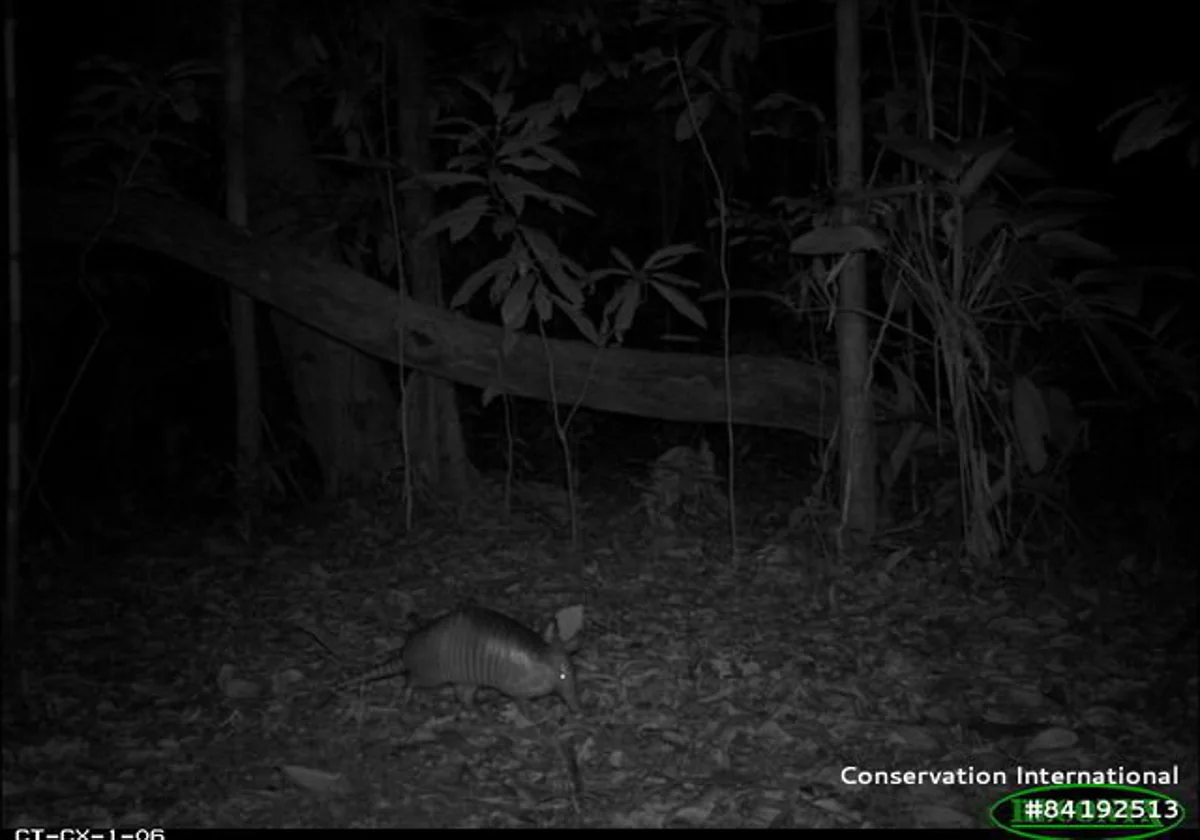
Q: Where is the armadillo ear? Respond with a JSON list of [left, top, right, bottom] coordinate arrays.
[[543, 604, 585, 649]]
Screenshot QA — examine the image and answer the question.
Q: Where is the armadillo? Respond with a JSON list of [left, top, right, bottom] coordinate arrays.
[[332, 606, 580, 713]]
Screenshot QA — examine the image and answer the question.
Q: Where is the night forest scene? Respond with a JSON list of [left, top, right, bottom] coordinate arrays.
[[2, 0, 1197, 829]]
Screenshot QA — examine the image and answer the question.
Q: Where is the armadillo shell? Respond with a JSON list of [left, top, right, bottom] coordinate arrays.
[[403, 606, 579, 711]]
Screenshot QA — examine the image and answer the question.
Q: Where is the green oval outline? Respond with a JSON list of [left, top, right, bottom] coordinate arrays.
[[989, 783, 1187, 840]]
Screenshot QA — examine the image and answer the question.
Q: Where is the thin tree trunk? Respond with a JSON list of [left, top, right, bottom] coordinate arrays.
[[225, 0, 262, 522], [834, 0, 877, 549], [393, 0, 473, 495], [243, 2, 398, 499]]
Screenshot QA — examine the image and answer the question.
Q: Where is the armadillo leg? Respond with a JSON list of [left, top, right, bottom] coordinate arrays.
[[455, 685, 476, 707]]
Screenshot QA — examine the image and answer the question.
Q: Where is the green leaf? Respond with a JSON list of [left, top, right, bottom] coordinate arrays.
[[1026, 188, 1112, 205], [544, 264, 585, 309], [492, 90, 514, 120], [495, 172, 534, 216], [523, 228, 585, 307], [501, 271, 534, 330], [555, 296, 602, 345], [954, 135, 1013, 200], [879, 135, 961, 178], [444, 153, 487, 173], [1072, 270, 1144, 318], [533, 143, 581, 177], [1012, 209, 1089, 239], [1037, 231, 1117, 263], [498, 129, 553, 159], [685, 26, 718, 69], [551, 84, 582, 119], [609, 247, 637, 274], [421, 196, 489, 243], [587, 267, 628, 286], [450, 255, 512, 309], [504, 155, 554, 172], [1012, 375, 1050, 474], [790, 225, 884, 254], [644, 243, 701, 271], [650, 281, 707, 329], [1111, 94, 1189, 161], [459, 76, 493, 105], [494, 171, 592, 216], [675, 92, 713, 142], [650, 271, 700, 289], [961, 203, 1012, 248], [613, 282, 642, 339], [412, 171, 486, 189]]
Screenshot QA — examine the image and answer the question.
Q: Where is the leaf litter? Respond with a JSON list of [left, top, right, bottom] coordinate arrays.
[[2, 489, 1196, 828]]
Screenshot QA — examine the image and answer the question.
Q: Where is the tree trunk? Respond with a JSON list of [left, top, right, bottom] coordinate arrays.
[[244, 3, 398, 497], [393, 0, 473, 494], [224, 0, 263, 518], [834, 0, 877, 548], [269, 314, 397, 496]]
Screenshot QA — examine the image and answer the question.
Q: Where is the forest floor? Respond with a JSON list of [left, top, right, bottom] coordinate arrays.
[[3, 471, 1197, 828]]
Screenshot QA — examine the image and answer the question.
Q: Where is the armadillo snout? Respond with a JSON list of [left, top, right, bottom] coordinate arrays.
[[495, 644, 580, 712], [531, 650, 579, 712], [555, 661, 581, 713]]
